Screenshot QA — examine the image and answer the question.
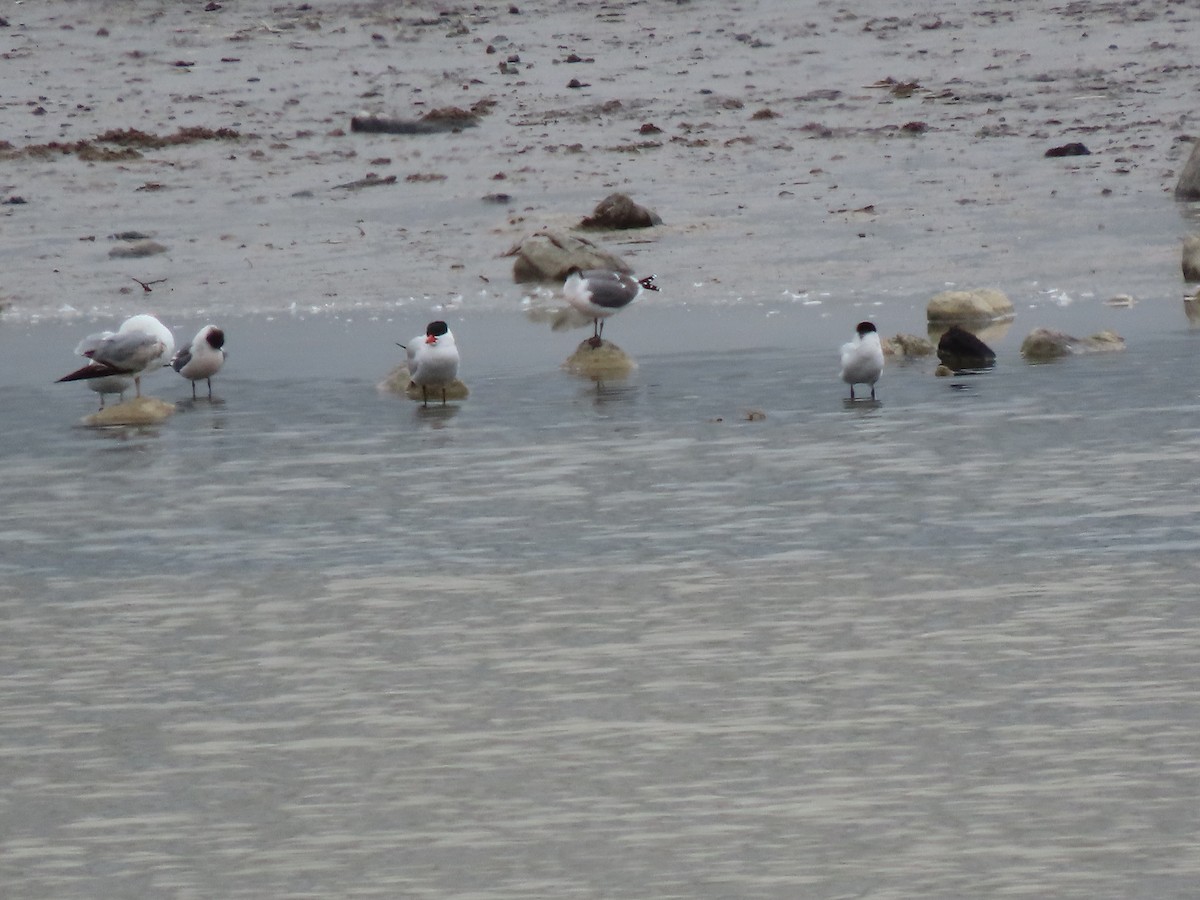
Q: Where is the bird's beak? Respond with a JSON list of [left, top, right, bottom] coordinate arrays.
[[425, 335, 437, 344]]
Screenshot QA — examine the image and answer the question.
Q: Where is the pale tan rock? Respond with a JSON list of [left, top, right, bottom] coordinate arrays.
[[563, 339, 636, 377], [926, 288, 1014, 323], [1020, 327, 1125, 360], [1183, 235, 1200, 282], [1185, 289, 1200, 324], [505, 228, 631, 283], [82, 396, 174, 427], [882, 333, 935, 358], [377, 365, 468, 401], [1174, 141, 1200, 200]]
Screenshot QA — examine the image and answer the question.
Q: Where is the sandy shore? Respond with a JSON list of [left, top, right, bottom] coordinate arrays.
[[1, 0, 1198, 325]]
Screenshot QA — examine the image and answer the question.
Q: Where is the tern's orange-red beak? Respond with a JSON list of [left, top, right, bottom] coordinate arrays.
[[425, 335, 437, 344]]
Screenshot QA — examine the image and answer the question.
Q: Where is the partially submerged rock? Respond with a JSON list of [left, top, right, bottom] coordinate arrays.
[[882, 333, 935, 358], [937, 324, 996, 371], [1185, 290, 1200, 325], [1183, 235, 1200, 282], [82, 396, 174, 427], [505, 228, 630, 283], [579, 192, 662, 230], [1020, 328, 1125, 360], [377, 365, 469, 401], [563, 339, 635, 378], [1174, 141, 1200, 201], [927, 288, 1014, 324]]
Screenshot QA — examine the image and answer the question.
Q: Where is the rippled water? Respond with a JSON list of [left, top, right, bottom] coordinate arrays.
[[3, 304, 1200, 897]]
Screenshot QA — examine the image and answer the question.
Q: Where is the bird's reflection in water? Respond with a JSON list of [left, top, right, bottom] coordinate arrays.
[[414, 403, 460, 428], [841, 397, 882, 411], [580, 376, 639, 407]]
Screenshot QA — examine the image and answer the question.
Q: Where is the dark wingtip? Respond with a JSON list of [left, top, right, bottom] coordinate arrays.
[[57, 362, 120, 383], [638, 274, 660, 292]]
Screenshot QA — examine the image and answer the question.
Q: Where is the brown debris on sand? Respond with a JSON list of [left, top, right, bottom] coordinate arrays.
[[0, 126, 243, 161], [350, 106, 485, 135]]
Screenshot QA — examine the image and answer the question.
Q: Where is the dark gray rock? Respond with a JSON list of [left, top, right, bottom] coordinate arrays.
[[937, 324, 996, 371]]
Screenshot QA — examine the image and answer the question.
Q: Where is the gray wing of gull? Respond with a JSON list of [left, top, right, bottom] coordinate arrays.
[[74, 330, 116, 357], [580, 272, 638, 310], [91, 330, 165, 373], [171, 345, 193, 373]]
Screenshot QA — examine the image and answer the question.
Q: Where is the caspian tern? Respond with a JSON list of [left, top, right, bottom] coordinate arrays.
[[840, 321, 884, 401], [401, 320, 459, 407], [563, 269, 658, 348]]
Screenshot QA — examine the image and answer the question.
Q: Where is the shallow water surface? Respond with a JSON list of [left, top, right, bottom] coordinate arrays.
[[3, 307, 1200, 897]]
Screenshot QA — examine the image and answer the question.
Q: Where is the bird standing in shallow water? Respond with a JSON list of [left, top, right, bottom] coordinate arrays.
[[172, 325, 226, 399], [402, 320, 459, 407], [840, 321, 884, 400], [563, 269, 659, 348], [57, 313, 175, 399]]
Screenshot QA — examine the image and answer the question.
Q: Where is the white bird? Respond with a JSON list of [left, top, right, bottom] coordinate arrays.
[[401, 320, 459, 407], [57, 313, 175, 399], [172, 325, 226, 399], [840, 320, 884, 400], [563, 269, 659, 347]]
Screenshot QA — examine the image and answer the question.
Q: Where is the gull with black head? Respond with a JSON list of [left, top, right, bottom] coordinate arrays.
[[563, 269, 659, 348]]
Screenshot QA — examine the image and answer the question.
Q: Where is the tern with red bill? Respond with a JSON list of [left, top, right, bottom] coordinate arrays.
[[399, 320, 459, 407]]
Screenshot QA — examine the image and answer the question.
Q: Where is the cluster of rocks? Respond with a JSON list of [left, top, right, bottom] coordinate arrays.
[[911, 286, 1125, 374], [505, 193, 660, 283]]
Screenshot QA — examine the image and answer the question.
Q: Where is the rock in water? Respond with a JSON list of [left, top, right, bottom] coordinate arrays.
[[1175, 141, 1200, 200], [505, 228, 630, 283], [82, 396, 174, 427], [1020, 328, 1125, 360], [1183, 235, 1200, 282], [563, 339, 635, 378], [937, 324, 996, 371], [926, 288, 1014, 324], [882, 333, 935, 358], [579, 193, 662, 229], [377, 365, 469, 401]]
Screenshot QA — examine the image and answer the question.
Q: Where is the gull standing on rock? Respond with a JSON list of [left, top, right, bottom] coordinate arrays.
[[563, 269, 659, 348], [172, 325, 226, 399], [57, 313, 175, 399], [402, 320, 459, 407], [66, 329, 134, 409], [840, 321, 884, 400]]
